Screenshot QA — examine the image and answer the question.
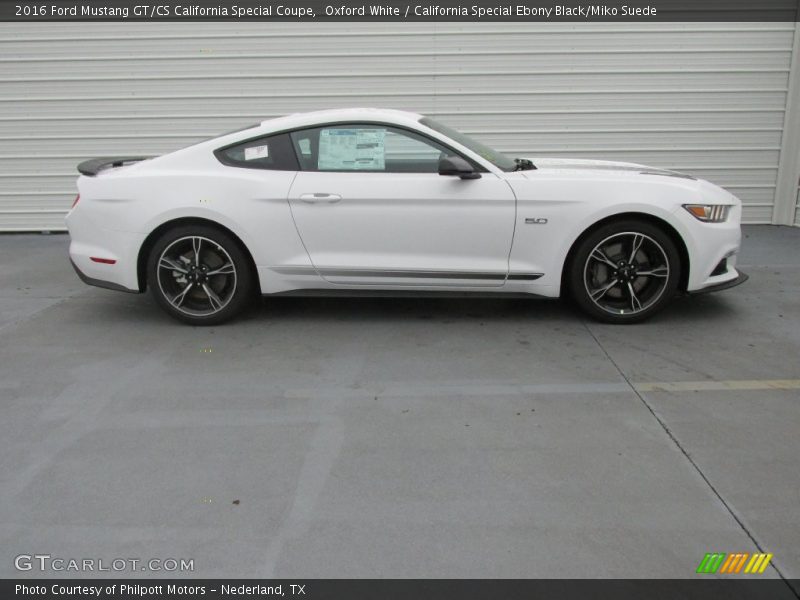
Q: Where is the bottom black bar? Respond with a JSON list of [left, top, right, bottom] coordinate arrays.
[[4, 579, 800, 600]]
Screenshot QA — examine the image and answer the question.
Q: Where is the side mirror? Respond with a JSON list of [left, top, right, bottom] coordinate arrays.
[[438, 155, 481, 180]]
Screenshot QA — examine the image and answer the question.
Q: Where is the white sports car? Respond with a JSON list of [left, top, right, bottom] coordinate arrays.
[[67, 108, 746, 325]]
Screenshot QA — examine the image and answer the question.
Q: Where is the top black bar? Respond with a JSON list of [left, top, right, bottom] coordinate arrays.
[[2, 0, 799, 21]]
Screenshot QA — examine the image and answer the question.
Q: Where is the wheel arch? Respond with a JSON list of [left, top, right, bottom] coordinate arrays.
[[136, 217, 259, 292], [560, 212, 690, 296]]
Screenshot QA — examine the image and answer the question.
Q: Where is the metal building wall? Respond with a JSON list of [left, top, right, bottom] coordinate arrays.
[[0, 22, 798, 231]]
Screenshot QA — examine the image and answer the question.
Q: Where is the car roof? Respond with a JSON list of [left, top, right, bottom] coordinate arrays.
[[259, 108, 425, 132], [155, 107, 502, 175]]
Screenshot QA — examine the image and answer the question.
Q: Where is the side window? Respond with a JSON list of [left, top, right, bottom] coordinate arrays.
[[289, 125, 461, 173], [216, 133, 299, 171]]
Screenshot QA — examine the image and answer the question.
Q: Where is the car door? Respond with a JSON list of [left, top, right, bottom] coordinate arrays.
[[286, 123, 516, 287]]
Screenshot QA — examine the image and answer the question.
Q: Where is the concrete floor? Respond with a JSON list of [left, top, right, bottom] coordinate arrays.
[[0, 226, 798, 586]]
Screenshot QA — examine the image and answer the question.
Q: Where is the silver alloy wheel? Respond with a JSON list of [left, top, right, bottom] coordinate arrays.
[[156, 236, 238, 317], [583, 231, 670, 315]]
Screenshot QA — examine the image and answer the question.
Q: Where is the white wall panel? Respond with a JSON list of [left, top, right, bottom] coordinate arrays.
[[0, 22, 797, 230]]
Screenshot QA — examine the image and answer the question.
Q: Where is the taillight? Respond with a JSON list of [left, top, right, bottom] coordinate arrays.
[[71, 194, 80, 209]]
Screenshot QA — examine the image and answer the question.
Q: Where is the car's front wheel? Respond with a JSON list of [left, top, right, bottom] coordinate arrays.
[[568, 220, 681, 324], [147, 225, 254, 325]]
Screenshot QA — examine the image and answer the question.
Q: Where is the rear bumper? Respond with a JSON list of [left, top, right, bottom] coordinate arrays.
[[66, 206, 145, 292], [686, 270, 749, 295], [70, 258, 139, 293]]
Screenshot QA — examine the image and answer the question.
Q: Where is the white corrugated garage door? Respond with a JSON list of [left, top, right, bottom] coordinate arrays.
[[0, 22, 798, 231], [794, 175, 800, 225]]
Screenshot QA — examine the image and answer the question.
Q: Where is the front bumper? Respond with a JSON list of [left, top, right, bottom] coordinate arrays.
[[672, 199, 744, 292], [686, 270, 749, 295]]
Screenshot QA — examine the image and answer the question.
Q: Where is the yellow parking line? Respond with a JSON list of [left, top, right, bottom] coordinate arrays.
[[634, 379, 800, 393]]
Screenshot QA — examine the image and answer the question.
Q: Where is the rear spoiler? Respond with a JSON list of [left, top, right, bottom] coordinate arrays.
[[77, 156, 151, 176]]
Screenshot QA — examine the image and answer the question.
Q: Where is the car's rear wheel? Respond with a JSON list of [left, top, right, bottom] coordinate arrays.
[[147, 225, 253, 325], [568, 220, 681, 324]]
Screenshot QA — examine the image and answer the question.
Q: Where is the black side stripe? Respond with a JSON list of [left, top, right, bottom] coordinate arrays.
[[507, 273, 544, 281], [274, 266, 543, 281], [322, 269, 503, 280]]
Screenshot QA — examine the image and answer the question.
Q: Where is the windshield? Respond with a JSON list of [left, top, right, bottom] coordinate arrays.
[[419, 116, 517, 172]]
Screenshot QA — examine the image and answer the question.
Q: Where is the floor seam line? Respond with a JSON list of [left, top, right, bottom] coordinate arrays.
[[0, 296, 70, 334], [581, 319, 799, 597]]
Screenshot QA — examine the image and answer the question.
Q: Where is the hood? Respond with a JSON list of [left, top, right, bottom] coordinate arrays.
[[523, 157, 696, 180], [519, 157, 739, 207]]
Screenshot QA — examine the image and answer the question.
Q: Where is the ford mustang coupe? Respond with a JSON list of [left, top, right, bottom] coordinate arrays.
[[67, 108, 746, 325]]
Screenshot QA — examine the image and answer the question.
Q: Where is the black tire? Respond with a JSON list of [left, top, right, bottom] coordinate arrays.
[[146, 224, 254, 325], [567, 219, 681, 324]]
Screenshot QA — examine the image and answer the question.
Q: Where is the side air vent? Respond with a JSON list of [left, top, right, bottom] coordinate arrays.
[[710, 258, 728, 277]]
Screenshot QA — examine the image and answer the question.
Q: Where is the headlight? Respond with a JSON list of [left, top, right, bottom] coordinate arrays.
[[683, 204, 732, 223]]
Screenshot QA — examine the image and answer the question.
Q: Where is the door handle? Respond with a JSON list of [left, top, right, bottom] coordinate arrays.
[[299, 193, 342, 204]]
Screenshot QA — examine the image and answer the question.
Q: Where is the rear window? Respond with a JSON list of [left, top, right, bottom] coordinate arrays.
[[215, 133, 299, 171]]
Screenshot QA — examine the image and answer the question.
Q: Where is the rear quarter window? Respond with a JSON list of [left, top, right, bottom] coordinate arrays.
[[215, 133, 298, 170]]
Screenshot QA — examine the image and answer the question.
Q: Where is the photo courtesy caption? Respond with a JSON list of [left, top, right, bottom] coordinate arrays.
[[16, 584, 208, 596]]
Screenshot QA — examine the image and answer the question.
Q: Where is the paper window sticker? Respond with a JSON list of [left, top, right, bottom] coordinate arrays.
[[319, 129, 358, 170], [319, 128, 386, 170], [244, 144, 269, 161]]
